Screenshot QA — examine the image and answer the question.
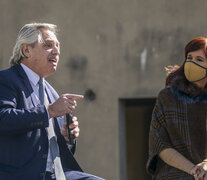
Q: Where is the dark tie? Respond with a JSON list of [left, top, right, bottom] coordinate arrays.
[[38, 78, 66, 180]]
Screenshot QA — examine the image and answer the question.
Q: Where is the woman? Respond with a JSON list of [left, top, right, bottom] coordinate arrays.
[[147, 37, 207, 180]]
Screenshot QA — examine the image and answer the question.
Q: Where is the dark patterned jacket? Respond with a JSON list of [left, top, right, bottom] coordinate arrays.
[[147, 85, 207, 180]]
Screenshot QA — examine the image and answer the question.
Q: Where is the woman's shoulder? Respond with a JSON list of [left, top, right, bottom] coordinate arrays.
[[157, 88, 176, 102], [155, 88, 185, 112], [158, 88, 173, 97], [155, 88, 180, 109]]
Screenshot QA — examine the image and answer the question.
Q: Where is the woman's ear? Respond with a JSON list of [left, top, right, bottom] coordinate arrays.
[[22, 44, 31, 58]]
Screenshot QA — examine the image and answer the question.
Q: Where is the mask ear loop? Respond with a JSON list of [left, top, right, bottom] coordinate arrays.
[[205, 68, 207, 79], [187, 60, 207, 70]]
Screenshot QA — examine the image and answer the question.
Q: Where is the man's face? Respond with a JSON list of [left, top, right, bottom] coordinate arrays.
[[24, 28, 60, 77]]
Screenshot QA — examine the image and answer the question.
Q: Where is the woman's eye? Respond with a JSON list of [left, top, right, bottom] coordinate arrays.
[[197, 58, 204, 62]]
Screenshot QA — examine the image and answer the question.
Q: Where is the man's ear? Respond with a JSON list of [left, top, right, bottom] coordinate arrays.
[[22, 44, 31, 58]]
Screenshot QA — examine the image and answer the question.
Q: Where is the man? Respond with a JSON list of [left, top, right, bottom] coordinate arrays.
[[0, 23, 104, 180]]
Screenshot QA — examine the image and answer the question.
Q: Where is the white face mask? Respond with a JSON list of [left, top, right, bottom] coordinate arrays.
[[184, 60, 207, 82]]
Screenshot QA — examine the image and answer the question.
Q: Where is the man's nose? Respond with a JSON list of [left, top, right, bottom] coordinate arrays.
[[52, 46, 60, 55]]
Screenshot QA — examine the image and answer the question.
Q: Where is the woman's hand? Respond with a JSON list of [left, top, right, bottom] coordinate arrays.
[[191, 161, 207, 180]]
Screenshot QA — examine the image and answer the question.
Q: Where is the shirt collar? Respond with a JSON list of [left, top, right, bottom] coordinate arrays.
[[20, 63, 42, 86]]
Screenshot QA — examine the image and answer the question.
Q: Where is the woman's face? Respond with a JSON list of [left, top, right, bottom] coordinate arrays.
[[186, 49, 207, 88], [186, 49, 207, 68]]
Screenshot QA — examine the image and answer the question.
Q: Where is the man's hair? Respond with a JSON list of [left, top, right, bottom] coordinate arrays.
[[9, 23, 58, 66]]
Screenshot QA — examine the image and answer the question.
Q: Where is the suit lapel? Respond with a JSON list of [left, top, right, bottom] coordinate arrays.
[[13, 65, 37, 107]]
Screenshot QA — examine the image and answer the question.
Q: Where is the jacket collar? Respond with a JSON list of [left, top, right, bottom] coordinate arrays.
[[169, 75, 207, 103]]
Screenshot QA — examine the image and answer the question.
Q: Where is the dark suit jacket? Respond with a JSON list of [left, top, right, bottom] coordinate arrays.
[[0, 64, 82, 180]]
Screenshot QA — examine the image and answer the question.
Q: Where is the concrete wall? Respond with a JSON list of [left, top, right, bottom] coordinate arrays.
[[1, 0, 207, 179]]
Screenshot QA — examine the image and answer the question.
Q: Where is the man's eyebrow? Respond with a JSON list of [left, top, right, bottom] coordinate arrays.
[[44, 39, 60, 45]]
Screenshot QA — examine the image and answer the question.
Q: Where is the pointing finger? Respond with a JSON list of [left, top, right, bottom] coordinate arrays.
[[65, 94, 84, 100]]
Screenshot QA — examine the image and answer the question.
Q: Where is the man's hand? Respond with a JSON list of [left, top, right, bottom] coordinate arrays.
[[61, 116, 80, 143], [47, 94, 84, 118]]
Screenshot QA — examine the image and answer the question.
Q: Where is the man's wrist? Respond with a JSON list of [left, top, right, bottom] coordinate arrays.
[[46, 104, 55, 118]]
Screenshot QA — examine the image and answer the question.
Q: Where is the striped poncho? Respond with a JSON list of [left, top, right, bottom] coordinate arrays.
[[147, 86, 207, 179]]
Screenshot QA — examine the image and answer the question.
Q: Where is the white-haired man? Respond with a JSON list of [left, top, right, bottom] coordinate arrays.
[[0, 23, 104, 180]]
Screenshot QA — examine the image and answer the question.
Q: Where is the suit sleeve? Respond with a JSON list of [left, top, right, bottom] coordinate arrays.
[[0, 76, 49, 135]]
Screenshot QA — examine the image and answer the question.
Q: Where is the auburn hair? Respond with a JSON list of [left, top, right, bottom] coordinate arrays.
[[166, 37, 207, 95]]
